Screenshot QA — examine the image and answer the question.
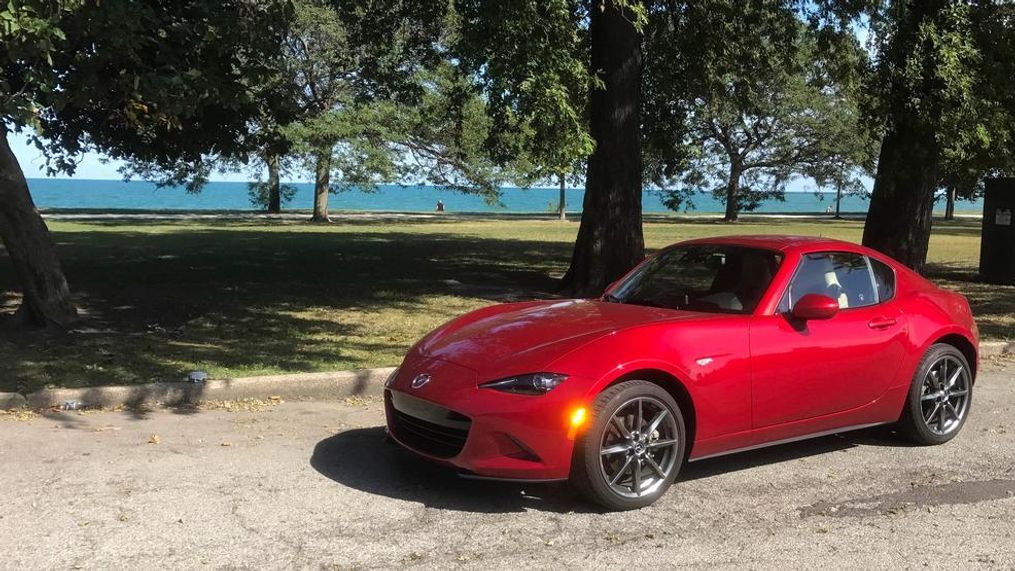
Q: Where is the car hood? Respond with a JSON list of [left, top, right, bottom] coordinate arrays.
[[415, 299, 706, 374]]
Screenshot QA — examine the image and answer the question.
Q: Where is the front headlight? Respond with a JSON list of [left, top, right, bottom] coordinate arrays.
[[479, 372, 568, 395]]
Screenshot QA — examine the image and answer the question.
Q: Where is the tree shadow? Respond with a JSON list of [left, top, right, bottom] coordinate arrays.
[[1, 217, 1004, 396], [924, 218, 983, 237], [926, 262, 1015, 340], [0, 227, 574, 393]]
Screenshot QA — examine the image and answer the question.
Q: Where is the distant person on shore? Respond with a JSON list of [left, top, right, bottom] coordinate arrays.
[[825, 205, 833, 214], [436, 200, 445, 213]]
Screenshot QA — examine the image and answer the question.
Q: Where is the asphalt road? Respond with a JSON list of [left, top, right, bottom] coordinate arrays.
[[3, 362, 1014, 569]]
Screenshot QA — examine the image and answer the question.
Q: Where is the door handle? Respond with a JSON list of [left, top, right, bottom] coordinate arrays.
[[868, 317, 897, 330]]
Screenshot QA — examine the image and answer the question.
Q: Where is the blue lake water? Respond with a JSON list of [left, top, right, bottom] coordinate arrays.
[[27, 178, 982, 214]]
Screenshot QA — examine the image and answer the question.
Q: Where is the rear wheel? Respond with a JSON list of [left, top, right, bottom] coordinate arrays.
[[898, 343, 973, 445], [571, 380, 686, 510]]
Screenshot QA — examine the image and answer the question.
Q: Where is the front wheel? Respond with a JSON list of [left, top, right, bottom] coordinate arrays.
[[898, 343, 973, 445], [570, 380, 686, 510]]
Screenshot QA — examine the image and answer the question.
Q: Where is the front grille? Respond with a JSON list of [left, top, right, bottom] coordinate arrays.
[[387, 392, 471, 458]]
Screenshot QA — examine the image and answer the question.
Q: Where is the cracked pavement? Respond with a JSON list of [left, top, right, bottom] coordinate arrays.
[[2, 361, 1014, 569]]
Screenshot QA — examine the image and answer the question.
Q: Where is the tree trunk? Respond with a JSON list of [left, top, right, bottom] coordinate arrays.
[[944, 187, 956, 221], [266, 152, 281, 214], [861, 123, 939, 272], [560, 0, 644, 297], [311, 151, 331, 223], [723, 162, 742, 222], [834, 182, 842, 219], [558, 173, 567, 221], [0, 128, 77, 329], [861, 0, 946, 273]]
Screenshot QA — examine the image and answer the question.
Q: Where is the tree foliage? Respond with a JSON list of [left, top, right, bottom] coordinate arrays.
[[836, 0, 1015, 269], [1, 0, 291, 327], [4, 0, 292, 174], [454, 0, 595, 187], [454, 0, 652, 294], [279, 0, 508, 220], [644, 1, 875, 221]]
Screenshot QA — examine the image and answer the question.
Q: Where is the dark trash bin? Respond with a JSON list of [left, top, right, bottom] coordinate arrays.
[[978, 178, 1015, 285]]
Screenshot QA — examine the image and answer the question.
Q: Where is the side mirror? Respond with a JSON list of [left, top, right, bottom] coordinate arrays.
[[791, 294, 839, 321]]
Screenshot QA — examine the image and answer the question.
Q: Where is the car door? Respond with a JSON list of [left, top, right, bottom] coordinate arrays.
[[749, 251, 907, 428]]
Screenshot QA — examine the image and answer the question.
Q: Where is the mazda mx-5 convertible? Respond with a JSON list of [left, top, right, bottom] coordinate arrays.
[[384, 236, 978, 510]]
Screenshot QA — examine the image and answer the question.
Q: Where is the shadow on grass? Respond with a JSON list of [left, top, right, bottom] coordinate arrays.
[[309, 425, 910, 514], [0, 227, 572, 393], [0, 217, 1004, 394], [924, 218, 983, 237], [926, 262, 1015, 340]]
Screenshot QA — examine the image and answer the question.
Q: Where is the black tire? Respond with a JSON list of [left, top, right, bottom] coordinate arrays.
[[898, 343, 973, 445], [570, 380, 686, 511]]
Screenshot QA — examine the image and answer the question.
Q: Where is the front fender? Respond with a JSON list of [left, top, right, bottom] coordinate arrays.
[[547, 318, 752, 442]]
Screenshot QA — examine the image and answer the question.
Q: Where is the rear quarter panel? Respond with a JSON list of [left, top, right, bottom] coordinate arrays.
[[893, 272, 979, 387]]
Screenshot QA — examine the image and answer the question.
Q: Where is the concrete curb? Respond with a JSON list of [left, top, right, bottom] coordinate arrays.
[[0, 393, 28, 409], [17, 368, 395, 411]]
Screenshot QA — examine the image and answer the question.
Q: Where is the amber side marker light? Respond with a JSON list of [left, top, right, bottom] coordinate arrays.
[[566, 407, 587, 440]]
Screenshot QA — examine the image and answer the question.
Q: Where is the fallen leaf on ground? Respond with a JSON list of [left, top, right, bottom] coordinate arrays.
[[198, 398, 282, 412], [148, 434, 161, 444], [0, 409, 37, 422], [343, 396, 375, 407]]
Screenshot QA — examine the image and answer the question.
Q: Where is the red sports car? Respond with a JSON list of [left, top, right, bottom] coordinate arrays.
[[384, 235, 978, 510]]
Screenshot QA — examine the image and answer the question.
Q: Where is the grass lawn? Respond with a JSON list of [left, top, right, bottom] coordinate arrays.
[[0, 215, 1010, 393]]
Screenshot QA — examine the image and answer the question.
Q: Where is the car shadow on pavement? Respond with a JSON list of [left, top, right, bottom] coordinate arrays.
[[681, 425, 910, 482], [310, 427, 597, 514], [311, 425, 913, 513]]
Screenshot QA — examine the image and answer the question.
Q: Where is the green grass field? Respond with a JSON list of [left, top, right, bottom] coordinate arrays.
[[0, 215, 1010, 393]]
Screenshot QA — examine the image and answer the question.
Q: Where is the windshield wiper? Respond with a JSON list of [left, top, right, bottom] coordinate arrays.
[[602, 293, 624, 303]]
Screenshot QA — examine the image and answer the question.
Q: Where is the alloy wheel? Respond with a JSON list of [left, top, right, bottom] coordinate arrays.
[[598, 396, 680, 498], [919, 355, 970, 436]]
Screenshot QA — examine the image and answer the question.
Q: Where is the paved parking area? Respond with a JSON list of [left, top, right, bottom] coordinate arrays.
[[2, 363, 1014, 569]]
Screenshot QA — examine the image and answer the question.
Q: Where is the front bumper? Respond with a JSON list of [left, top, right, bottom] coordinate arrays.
[[383, 361, 588, 481]]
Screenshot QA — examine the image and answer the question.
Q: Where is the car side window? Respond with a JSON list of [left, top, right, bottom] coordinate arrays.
[[779, 252, 878, 312], [870, 258, 896, 302]]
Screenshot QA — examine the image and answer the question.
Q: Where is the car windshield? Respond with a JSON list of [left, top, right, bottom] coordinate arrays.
[[607, 245, 783, 314]]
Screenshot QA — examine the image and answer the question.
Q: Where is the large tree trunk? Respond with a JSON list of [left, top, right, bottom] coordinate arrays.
[[944, 187, 956, 221], [862, 123, 939, 272], [723, 162, 742, 222], [0, 128, 77, 329], [266, 152, 281, 214], [560, 0, 644, 296], [558, 173, 566, 221], [834, 182, 843, 219], [861, 0, 946, 273], [311, 151, 331, 223]]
